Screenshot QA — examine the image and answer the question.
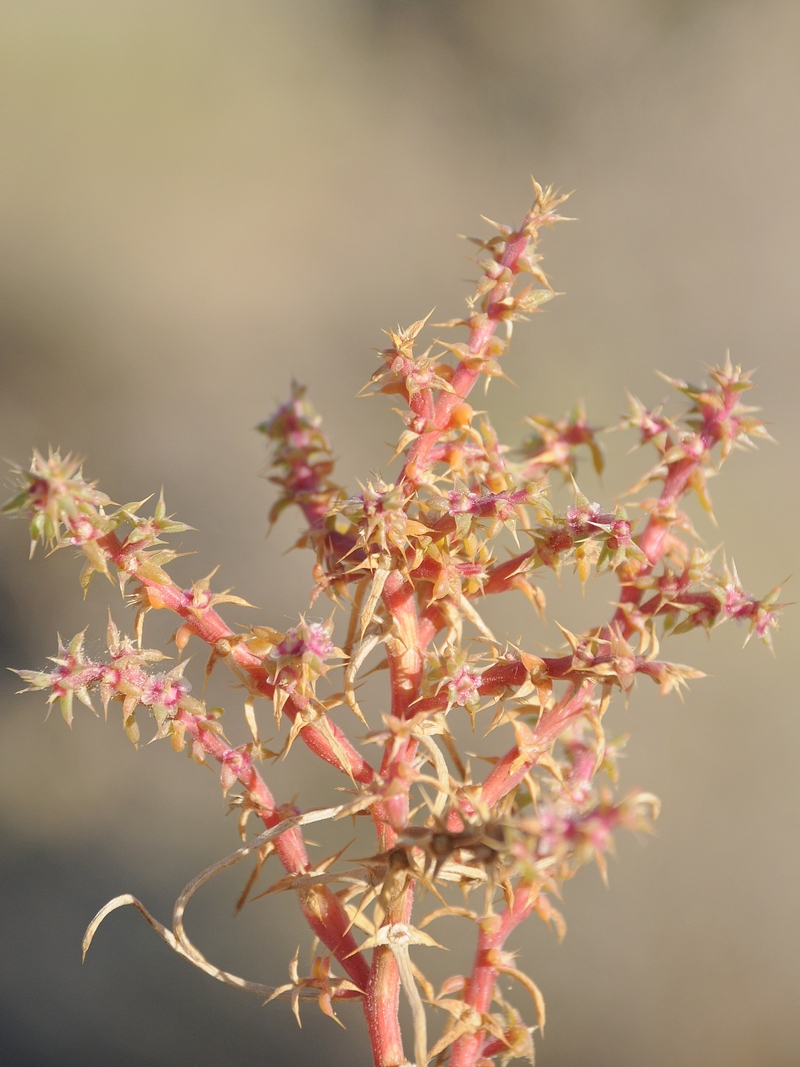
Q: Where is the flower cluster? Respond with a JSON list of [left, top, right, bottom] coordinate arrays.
[[4, 179, 782, 1067]]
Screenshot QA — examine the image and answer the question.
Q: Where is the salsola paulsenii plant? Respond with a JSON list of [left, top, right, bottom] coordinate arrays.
[[4, 179, 782, 1067]]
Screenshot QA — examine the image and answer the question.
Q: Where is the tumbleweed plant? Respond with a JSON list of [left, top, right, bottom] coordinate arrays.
[[4, 180, 782, 1067]]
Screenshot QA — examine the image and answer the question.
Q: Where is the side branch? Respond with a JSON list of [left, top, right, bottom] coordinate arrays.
[[95, 530, 375, 784]]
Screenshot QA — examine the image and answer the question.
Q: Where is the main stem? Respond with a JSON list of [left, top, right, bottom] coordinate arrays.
[[365, 569, 424, 1066]]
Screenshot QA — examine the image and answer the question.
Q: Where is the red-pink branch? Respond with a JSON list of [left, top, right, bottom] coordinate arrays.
[[446, 685, 594, 832], [480, 685, 593, 809], [363, 569, 425, 1067], [364, 890, 416, 1067], [449, 884, 542, 1067], [96, 530, 375, 785], [82, 531, 374, 993], [176, 710, 370, 992], [401, 209, 547, 487], [613, 380, 744, 637]]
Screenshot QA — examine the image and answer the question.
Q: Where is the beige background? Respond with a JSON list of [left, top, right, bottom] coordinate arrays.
[[0, 3, 798, 1065]]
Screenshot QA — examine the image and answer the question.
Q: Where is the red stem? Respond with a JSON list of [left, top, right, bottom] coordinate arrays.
[[176, 710, 370, 992], [363, 570, 424, 1067], [88, 532, 374, 996], [401, 219, 535, 487], [612, 386, 740, 637], [96, 530, 375, 785], [364, 888, 415, 1067], [449, 884, 541, 1067]]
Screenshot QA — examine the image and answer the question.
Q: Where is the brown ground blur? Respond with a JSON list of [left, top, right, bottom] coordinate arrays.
[[1, 3, 798, 1065]]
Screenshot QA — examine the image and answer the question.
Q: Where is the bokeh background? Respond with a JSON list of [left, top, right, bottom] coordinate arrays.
[[1, 3, 798, 1065]]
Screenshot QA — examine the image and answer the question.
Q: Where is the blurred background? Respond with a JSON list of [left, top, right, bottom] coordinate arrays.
[[0, 2, 798, 1065]]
